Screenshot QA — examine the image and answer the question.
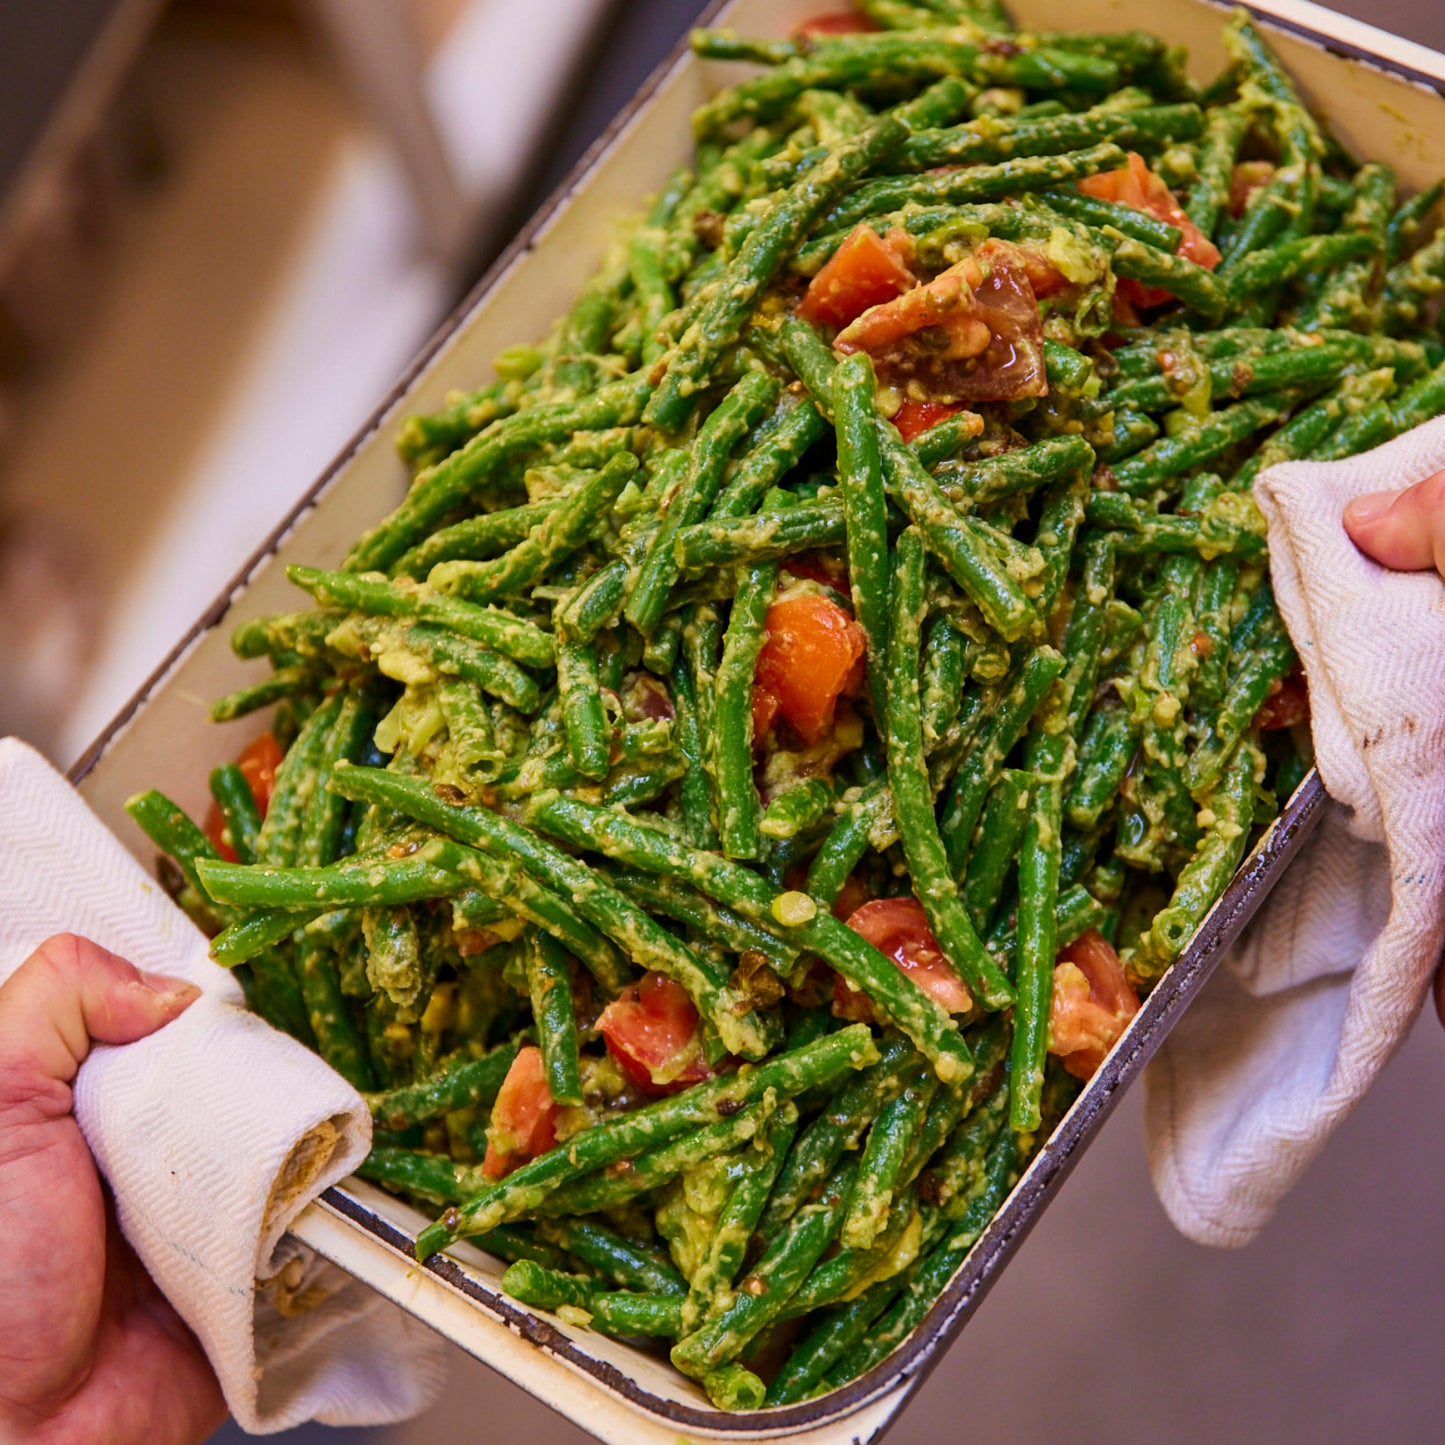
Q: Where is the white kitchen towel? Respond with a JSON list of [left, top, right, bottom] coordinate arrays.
[[1145, 416, 1445, 1247], [0, 739, 447, 1432]]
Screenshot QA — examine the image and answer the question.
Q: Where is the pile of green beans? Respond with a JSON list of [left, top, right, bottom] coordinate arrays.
[[129, 4, 1445, 1411]]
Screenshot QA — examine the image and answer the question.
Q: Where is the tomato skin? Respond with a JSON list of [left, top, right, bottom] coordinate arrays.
[[834, 239, 1048, 404], [1047, 929, 1140, 1080], [203, 732, 283, 862], [482, 1046, 560, 1179], [753, 593, 866, 746], [794, 11, 877, 37], [596, 973, 713, 1095], [1078, 153, 1221, 308], [1255, 672, 1310, 731], [839, 897, 974, 1019], [798, 224, 915, 330], [893, 398, 966, 442]]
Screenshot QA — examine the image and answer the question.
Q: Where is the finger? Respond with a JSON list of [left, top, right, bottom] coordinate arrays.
[[1342, 469, 1445, 577], [0, 935, 199, 1107]]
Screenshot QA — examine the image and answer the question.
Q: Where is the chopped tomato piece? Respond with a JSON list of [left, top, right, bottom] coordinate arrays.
[[753, 593, 866, 746], [1079, 153, 1221, 270], [1255, 671, 1310, 731], [1078, 152, 1221, 308], [798, 224, 915, 331], [1047, 929, 1140, 1080], [834, 239, 1047, 404], [482, 1046, 560, 1179], [837, 897, 974, 1022], [893, 398, 966, 442], [203, 731, 283, 862], [794, 11, 877, 37], [596, 973, 714, 1095]]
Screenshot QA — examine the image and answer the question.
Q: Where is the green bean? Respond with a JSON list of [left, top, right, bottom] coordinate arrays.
[[711, 546, 776, 861], [209, 665, 321, 723], [429, 452, 638, 603], [1036, 186, 1182, 251], [365, 1041, 521, 1129], [824, 142, 1128, 235], [674, 501, 846, 571], [708, 395, 830, 521], [1108, 392, 1296, 496], [1134, 737, 1261, 979], [1186, 101, 1252, 239], [938, 646, 1065, 876], [346, 375, 650, 573], [524, 793, 976, 1082], [962, 768, 1032, 931], [886, 529, 1014, 1009], [628, 370, 780, 633], [840, 1048, 935, 1249], [525, 930, 583, 1106], [540, 1098, 794, 1219], [834, 350, 892, 722], [535, 1218, 686, 1296], [1183, 615, 1296, 794], [287, 565, 553, 668], [682, 1107, 798, 1333], [207, 763, 262, 866], [390, 499, 559, 580], [899, 102, 1202, 170], [197, 841, 467, 911], [413, 1027, 877, 1253], [647, 118, 906, 433], [671, 1156, 860, 1378], [1385, 180, 1444, 264]]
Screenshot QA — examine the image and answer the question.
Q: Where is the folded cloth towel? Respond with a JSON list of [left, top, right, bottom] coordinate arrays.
[[1145, 416, 1445, 1247], [0, 739, 447, 1431]]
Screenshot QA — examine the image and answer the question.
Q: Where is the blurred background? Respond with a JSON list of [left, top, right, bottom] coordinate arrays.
[[2, 1, 1442, 1442]]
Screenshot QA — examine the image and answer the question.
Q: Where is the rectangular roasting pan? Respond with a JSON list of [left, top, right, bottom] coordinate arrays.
[[70, 2, 1445, 1439]]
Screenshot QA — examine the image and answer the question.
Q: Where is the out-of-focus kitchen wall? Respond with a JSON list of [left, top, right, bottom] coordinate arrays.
[[0, 0, 610, 764]]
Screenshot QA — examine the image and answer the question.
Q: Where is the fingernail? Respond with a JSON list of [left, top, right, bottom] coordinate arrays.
[[139, 969, 200, 1001], [1344, 490, 1394, 526]]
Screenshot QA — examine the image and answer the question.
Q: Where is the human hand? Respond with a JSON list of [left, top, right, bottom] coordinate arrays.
[[1343, 475, 1445, 1030], [1342, 468, 1445, 579], [0, 935, 226, 1445]]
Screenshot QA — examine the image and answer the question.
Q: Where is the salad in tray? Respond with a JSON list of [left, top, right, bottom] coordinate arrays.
[[130, 1, 1445, 1411]]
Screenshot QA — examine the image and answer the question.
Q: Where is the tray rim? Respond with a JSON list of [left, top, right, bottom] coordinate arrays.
[[66, 0, 1429, 1435]]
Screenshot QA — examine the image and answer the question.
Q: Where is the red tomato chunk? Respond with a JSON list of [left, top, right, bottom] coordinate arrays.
[[204, 731, 283, 862], [753, 592, 866, 746], [798, 224, 916, 331], [596, 972, 714, 1095], [837, 897, 974, 1022], [1077, 152, 1221, 308], [1047, 929, 1140, 1080], [1254, 671, 1310, 731], [833, 238, 1047, 404], [482, 1045, 559, 1180], [892, 398, 970, 443]]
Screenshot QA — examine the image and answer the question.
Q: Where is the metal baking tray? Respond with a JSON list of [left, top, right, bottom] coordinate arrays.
[[70, 1, 1444, 1439]]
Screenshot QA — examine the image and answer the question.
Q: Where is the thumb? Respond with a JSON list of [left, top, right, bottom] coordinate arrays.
[[1342, 469, 1445, 577], [0, 935, 199, 1115]]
